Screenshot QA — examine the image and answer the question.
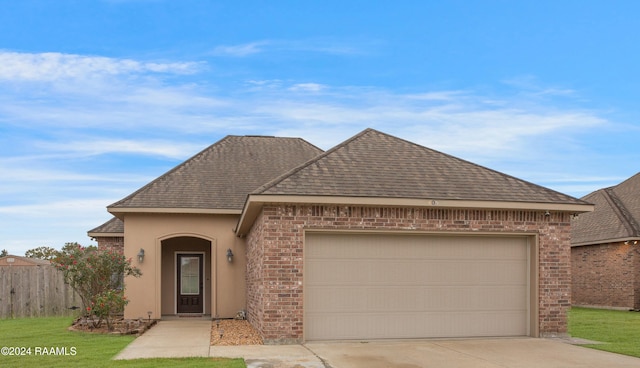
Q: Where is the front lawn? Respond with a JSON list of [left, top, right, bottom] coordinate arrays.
[[0, 317, 244, 367], [569, 307, 640, 358]]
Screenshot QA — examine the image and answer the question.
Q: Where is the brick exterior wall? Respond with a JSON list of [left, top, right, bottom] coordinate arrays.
[[95, 236, 124, 254], [246, 204, 573, 343], [246, 211, 266, 338], [571, 242, 640, 310]]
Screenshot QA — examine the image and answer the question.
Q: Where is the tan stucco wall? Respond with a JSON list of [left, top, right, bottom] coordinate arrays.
[[121, 213, 246, 319]]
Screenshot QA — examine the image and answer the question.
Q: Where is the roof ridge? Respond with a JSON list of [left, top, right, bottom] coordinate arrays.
[[613, 171, 640, 188], [252, 128, 374, 194], [108, 135, 234, 209], [372, 129, 588, 204], [603, 187, 640, 236], [107, 134, 323, 211], [373, 129, 588, 203], [252, 128, 587, 204]]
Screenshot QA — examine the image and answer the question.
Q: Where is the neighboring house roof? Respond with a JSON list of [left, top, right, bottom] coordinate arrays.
[[236, 129, 593, 234], [108, 135, 323, 215], [88, 217, 124, 238], [572, 172, 640, 246], [0, 255, 50, 266]]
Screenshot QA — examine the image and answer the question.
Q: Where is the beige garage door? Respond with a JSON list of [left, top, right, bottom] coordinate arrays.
[[305, 233, 530, 340]]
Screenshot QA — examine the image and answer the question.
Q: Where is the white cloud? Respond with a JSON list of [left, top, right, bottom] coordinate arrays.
[[0, 51, 201, 82], [0, 49, 622, 254], [235, 85, 606, 160], [405, 91, 466, 101], [289, 83, 326, 92], [502, 75, 578, 98], [0, 165, 129, 184], [212, 42, 269, 57], [0, 199, 117, 253], [36, 139, 203, 160], [211, 39, 364, 57], [0, 51, 611, 159], [0, 199, 112, 216]]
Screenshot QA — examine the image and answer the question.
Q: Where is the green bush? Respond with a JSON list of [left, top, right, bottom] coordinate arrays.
[[52, 243, 141, 330]]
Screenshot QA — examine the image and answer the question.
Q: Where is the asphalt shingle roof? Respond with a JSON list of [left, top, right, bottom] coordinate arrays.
[[88, 217, 124, 234], [572, 172, 640, 245], [108, 135, 323, 210], [255, 128, 588, 205]]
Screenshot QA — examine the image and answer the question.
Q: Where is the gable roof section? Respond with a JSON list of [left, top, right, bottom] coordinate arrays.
[[237, 129, 593, 235], [572, 172, 640, 246], [254, 129, 588, 202], [108, 135, 323, 215], [88, 217, 124, 238]]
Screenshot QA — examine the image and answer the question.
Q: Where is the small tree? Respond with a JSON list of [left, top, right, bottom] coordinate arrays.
[[91, 289, 130, 330], [0, 249, 8, 257], [52, 243, 141, 329], [25, 246, 58, 260]]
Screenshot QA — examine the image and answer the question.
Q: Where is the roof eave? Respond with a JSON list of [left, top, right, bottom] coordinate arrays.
[[87, 232, 125, 238], [235, 194, 595, 236], [108, 207, 242, 219], [571, 236, 640, 247]]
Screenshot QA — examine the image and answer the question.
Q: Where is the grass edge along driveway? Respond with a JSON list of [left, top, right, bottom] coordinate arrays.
[[0, 316, 244, 367], [3, 309, 638, 366], [569, 307, 640, 358]]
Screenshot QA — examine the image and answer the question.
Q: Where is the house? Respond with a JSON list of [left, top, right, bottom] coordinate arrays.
[[571, 173, 640, 310], [91, 128, 593, 343], [0, 255, 50, 266], [88, 216, 124, 252]]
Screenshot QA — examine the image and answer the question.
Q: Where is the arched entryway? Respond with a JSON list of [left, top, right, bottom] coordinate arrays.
[[160, 236, 212, 316]]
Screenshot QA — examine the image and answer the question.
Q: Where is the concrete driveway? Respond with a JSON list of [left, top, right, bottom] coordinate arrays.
[[116, 321, 640, 367], [304, 338, 640, 368]]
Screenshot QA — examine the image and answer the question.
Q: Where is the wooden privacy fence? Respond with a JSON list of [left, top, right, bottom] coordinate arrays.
[[0, 265, 80, 318]]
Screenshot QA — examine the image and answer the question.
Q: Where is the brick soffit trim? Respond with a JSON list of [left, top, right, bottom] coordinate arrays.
[[234, 194, 595, 236]]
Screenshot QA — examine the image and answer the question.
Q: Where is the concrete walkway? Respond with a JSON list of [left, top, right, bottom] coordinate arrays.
[[114, 319, 212, 360], [114, 319, 324, 367], [114, 321, 640, 367]]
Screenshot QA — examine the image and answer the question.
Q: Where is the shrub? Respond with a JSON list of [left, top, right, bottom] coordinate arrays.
[[91, 289, 129, 330], [52, 243, 141, 329]]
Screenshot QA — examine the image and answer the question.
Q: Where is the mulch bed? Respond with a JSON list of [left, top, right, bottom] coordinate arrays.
[[68, 316, 157, 336], [211, 319, 263, 345]]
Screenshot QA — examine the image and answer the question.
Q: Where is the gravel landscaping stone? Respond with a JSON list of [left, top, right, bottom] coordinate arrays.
[[211, 319, 263, 345]]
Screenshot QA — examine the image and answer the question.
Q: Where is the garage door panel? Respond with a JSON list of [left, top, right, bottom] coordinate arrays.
[[309, 285, 527, 313], [305, 233, 530, 340], [308, 259, 526, 286], [306, 234, 527, 260], [422, 286, 527, 311], [306, 287, 371, 311], [306, 311, 527, 339]]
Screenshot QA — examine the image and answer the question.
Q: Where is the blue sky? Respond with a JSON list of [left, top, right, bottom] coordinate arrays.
[[1, 1, 639, 255]]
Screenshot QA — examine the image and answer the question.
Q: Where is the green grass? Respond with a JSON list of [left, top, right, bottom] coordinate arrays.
[[0, 316, 245, 368], [569, 307, 640, 358]]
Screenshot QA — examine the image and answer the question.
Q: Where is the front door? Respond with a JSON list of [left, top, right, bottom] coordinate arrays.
[[177, 254, 203, 314]]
